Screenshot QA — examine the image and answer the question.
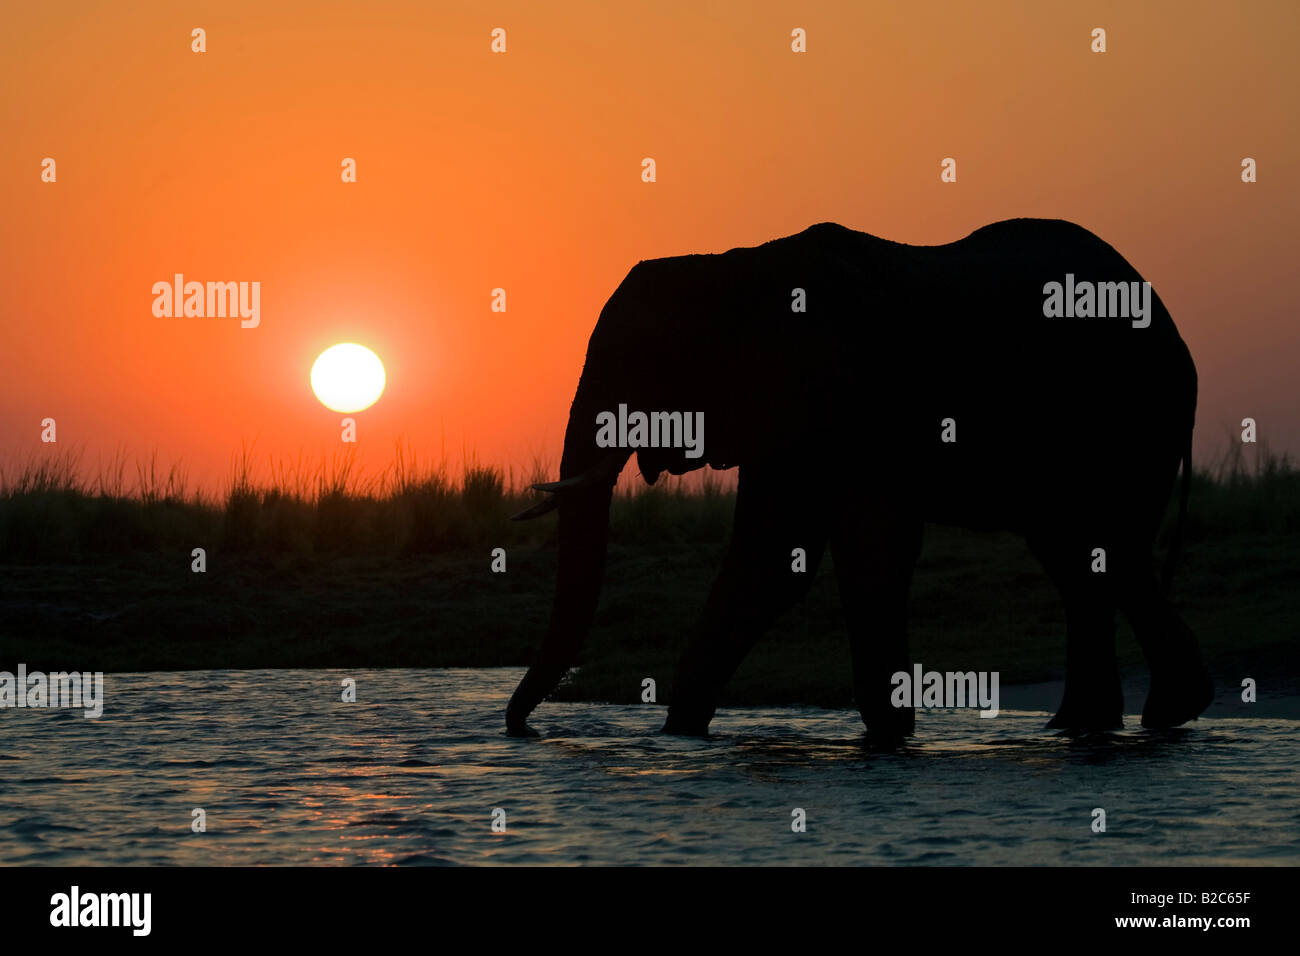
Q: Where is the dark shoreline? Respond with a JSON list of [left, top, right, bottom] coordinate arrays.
[[3, 521, 1295, 710]]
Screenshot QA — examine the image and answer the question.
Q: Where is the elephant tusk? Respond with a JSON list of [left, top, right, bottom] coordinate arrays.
[[509, 496, 561, 521], [509, 450, 628, 521], [531, 476, 586, 493]]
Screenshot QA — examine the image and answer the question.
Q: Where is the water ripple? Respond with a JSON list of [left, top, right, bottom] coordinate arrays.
[[0, 668, 1296, 865]]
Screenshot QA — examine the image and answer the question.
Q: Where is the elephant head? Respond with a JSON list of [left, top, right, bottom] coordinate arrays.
[[504, 235, 866, 734], [504, 277, 710, 735]]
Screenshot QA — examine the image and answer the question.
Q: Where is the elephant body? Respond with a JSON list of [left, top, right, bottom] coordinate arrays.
[[508, 220, 1213, 739]]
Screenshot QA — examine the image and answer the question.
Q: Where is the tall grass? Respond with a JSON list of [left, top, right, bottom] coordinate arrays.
[[0, 447, 212, 559], [217, 442, 533, 557], [0, 441, 1293, 561], [1187, 438, 1300, 538]]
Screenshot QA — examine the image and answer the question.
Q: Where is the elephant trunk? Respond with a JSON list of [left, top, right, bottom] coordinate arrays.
[[506, 387, 627, 734]]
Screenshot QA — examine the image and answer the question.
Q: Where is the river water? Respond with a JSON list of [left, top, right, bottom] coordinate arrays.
[[1, 668, 1296, 865]]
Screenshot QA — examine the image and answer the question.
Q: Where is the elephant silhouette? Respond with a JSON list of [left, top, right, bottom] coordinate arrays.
[[507, 219, 1214, 741]]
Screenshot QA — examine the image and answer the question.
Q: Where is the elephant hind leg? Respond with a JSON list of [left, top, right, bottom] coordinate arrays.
[[1028, 531, 1124, 731], [1120, 569, 1213, 728], [663, 464, 828, 736]]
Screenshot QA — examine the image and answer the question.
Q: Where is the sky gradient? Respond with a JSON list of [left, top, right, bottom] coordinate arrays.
[[3, 0, 1297, 491]]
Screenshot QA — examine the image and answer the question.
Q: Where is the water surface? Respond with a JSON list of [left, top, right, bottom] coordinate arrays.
[[1, 668, 1296, 865]]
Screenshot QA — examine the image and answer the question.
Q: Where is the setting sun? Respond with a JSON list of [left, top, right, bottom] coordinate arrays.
[[310, 343, 386, 413]]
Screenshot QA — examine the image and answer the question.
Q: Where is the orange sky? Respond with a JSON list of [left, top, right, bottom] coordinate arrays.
[[3, 0, 1297, 492]]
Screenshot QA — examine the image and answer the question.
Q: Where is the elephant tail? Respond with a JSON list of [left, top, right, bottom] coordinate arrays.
[[1160, 438, 1193, 596]]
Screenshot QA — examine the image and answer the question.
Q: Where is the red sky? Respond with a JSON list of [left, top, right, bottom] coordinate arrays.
[[3, 1, 1297, 492]]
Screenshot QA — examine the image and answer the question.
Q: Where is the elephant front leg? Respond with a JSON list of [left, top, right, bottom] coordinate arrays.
[[663, 464, 827, 736], [661, 560, 756, 736], [830, 516, 923, 744], [663, 541, 828, 736]]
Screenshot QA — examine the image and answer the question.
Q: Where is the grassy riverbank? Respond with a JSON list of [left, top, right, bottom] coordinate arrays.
[[1, 444, 1296, 708]]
